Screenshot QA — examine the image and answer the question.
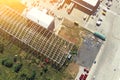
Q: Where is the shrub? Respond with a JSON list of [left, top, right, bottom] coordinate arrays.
[[70, 45, 78, 55], [29, 71, 36, 80], [43, 67, 48, 73], [19, 71, 36, 80], [20, 73, 27, 80]]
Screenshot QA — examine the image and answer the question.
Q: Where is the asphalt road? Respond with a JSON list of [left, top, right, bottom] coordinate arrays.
[[87, 17, 120, 80], [86, 0, 120, 79]]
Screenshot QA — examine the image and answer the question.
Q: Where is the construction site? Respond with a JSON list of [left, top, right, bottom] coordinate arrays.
[[0, 4, 79, 80], [0, 5, 75, 69]]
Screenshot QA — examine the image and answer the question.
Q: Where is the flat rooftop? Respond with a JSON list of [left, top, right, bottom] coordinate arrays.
[[83, 0, 99, 6], [26, 8, 54, 29]]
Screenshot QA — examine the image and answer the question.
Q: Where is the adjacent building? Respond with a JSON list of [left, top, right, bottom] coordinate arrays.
[[69, 0, 100, 15], [25, 8, 55, 31]]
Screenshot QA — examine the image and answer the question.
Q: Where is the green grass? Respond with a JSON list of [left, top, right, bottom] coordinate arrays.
[[0, 35, 72, 80]]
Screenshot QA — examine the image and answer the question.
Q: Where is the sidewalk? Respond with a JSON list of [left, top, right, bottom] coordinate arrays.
[[86, 43, 105, 80]]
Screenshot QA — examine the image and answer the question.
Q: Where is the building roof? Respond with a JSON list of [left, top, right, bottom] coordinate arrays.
[[26, 8, 54, 29], [83, 0, 99, 6]]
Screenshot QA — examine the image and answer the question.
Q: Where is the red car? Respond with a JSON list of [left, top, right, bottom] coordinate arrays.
[[79, 74, 88, 80], [79, 74, 84, 80], [84, 74, 88, 80]]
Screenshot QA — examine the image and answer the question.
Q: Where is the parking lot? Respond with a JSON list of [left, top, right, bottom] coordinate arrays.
[[75, 34, 103, 69]]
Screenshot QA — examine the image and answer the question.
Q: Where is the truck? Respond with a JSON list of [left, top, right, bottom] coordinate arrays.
[[94, 32, 106, 41]]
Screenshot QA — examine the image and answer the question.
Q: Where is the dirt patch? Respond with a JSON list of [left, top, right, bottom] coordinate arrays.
[[59, 27, 80, 44], [58, 19, 91, 46], [66, 62, 79, 77], [63, 62, 79, 80]]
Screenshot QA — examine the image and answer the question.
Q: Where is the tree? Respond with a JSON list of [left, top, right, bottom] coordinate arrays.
[[20, 73, 27, 80], [2, 59, 13, 68], [13, 57, 17, 62], [19, 71, 36, 80], [0, 44, 4, 53], [43, 67, 48, 73], [1, 59, 6, 65], [14, 63, 22, 73], [70, 45, 78, 55], [29, 71, 36, 80], [40, 71, 43, 76]]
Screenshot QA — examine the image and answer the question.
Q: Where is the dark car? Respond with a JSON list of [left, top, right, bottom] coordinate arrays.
[[84, 68, 89, 73]]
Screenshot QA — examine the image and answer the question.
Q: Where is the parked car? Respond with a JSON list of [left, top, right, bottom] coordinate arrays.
[[102, 9, 107, 16], [96, 18, 103, 26], [79, 74, 84, 80], [84, 74, 88, 79], [79, 73, 88, 80], [84, 68, 89, 73], [106, 1, 112, 7]]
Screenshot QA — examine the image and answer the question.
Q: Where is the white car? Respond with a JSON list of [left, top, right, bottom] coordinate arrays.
[[96, 18, 103, 26]]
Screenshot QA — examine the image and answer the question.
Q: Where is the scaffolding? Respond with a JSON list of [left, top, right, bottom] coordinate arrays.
[[0, 5, 74, 69]]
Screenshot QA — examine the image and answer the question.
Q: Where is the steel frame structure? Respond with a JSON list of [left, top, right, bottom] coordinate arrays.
[[0, 5, 74, 68]]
